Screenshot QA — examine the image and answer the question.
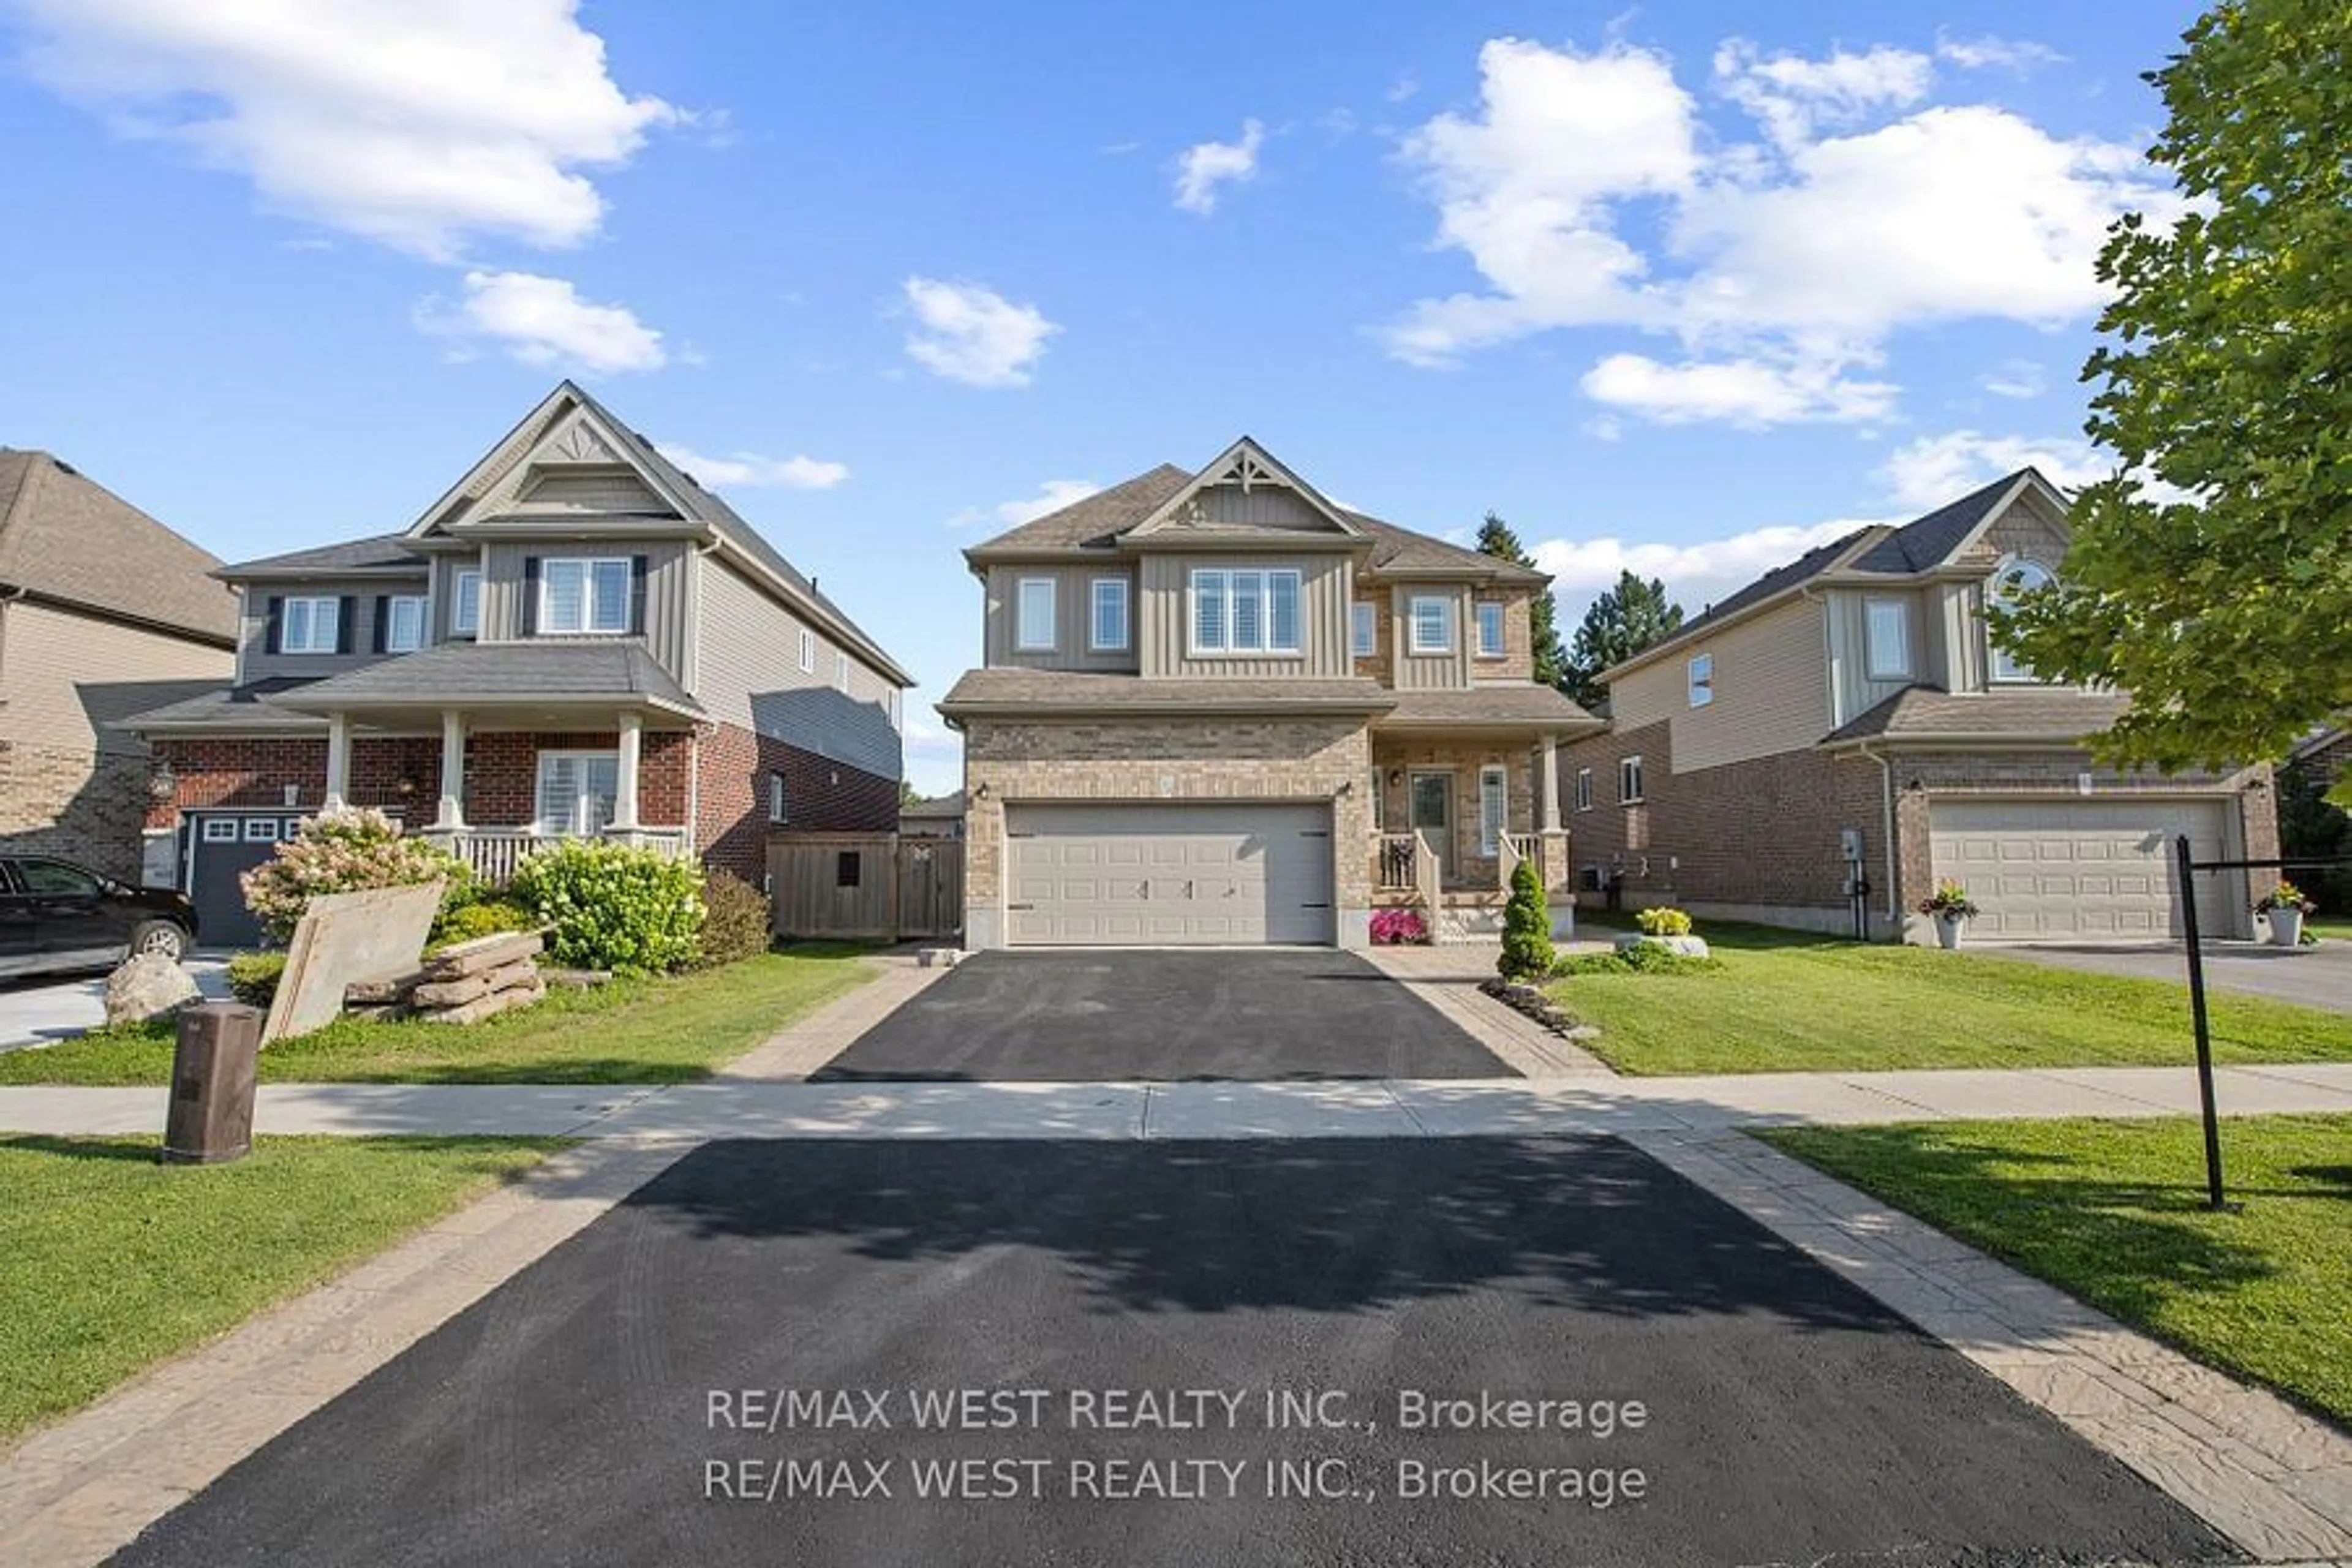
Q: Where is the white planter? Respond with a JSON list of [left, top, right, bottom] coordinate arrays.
[[2266, 907, 2304, 948], [1934, 913, 1967, 951]]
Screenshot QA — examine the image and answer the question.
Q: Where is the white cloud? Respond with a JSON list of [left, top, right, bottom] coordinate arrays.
[[1879, 429, 2108, 510], [416, 270, 665, 372], [13, 0, 679, 261], [1385, 37, 2175, 426], [1978, 358, 2048, 399], [1174, 119, 1265, 214], [952, 478, 1101, 529], [901, 277, 1058, 388], [1936, 32, 2066, 73], [1531, 516, 1874, 616], [655, 444, 848, 491]]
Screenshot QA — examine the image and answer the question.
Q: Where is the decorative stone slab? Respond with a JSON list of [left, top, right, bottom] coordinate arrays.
[[1611, 933, 1711, 958], [422, 930, 544, 979]]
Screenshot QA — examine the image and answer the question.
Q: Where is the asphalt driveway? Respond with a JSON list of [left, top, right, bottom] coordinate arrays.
[[0, 958, 230, 1052], [810, 949, 1514, 1082], [1994, 938, 2352, 1014], [107, 1137, 2225, 1567]]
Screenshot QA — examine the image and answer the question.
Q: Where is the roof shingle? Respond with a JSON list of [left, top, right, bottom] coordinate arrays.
[[0, 450, 238, 642], [1820, 685, 2130, 746]]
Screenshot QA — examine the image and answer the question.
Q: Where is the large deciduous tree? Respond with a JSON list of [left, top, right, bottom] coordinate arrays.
[[1566, 571, 1685, 713], [1994, 0, 2351, 802], [1475, 512, 1569, 688]]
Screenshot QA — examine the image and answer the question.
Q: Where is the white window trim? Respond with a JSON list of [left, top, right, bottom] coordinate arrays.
[[1619, 755, 1645, 806], [1476, 601, 1506, 659], [1988, 558, 2056, 684], [450, 570, 482, 638], [538, 557, 631, 636], [279, 595, 340, 655], [1408, 595, 1453, 656], [535, 749, 620, 835], [1351, 601, 1376, 657], [201, 818, 241, 843], [1090, 578, 1129, 652], [1016, 577, 1057, 653], [1478, 764, 1509, 858], [1187, 568, 1303, 657], [1864, 597, 1913, 682], [835, 652, 851, 692], [768, 772, 788, 824], [1574, 767, 1594, 812], [1687, 652, 1714, 708], [385, 594, 429, 654], [798, 628, 815, 673]]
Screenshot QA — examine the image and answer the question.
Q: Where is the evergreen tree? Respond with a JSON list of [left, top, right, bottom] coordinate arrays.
[[1475, 513, 1569, 689], [1565, 571, 1686, 712], [1498, 856, 1554, 981]]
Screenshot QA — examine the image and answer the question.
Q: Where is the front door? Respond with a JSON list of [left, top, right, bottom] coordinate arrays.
[[1408, 772, 1453, 883]]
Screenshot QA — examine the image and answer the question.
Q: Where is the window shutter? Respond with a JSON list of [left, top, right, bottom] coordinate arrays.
[[521, 557, 541, 635], [336, 595, 356, 654], [372, 595, 390, 654], [630, 555, 649, 635], [264, 595, 284, 655]]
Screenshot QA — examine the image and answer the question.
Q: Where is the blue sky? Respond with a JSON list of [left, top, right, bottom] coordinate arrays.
[[0, 1, 2202, 794]]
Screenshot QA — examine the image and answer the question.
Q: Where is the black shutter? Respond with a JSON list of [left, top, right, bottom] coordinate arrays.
[[336, 595, 356, 654], [263, 595, 284, 655], [630, 555, 649, 635], [371, 595, 390, 654], [521, 557, 541, 635]]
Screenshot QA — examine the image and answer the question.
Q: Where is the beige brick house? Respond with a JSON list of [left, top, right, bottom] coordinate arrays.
[[940, 438, 1600, 949], [1563, 467, 2278, 943]]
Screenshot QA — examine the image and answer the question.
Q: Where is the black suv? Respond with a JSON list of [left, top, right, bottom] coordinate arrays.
[[0, 856, 198, 979]]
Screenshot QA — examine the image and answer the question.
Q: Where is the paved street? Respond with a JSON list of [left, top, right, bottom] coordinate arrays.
[[1994, 938, 2352, 1014], [102, 1137, 2227, 1568]]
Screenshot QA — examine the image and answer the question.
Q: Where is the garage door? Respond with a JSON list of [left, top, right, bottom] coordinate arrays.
[[185, 812, 304, 950], [1005, 802, 1334, 946], [1928, 798, 2239, 940]]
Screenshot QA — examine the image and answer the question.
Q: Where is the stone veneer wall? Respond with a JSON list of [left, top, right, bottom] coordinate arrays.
[[1368, 737, 1545, 894], [960, 715, 1374, 949]]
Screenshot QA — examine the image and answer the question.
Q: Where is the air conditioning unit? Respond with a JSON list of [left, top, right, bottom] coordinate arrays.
[[1579, 865, 1607, 892]]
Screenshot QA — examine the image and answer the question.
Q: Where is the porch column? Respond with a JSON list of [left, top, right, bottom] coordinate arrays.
[[434, 710, 467, 830], [323, 713, 351, 810], [612, 710, 643, 831], [1540, 731, 1561, 831]]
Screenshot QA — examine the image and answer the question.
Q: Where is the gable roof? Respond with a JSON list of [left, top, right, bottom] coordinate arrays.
[[1125, 436, 1364, 540], [0, 449, 238, 644], [965, 445, 1547, 584], [1819, 684, 2130, 748]]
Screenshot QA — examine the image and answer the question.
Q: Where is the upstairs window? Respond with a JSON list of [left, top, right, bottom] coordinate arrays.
[[1864, 598, 1913, 680], [1575, 767, 1594, 812], [1619, 755, 1645, 805], [1091, 578, 1129, 652], [1351, 601, 1376, 657], [541, 558, 630, 635], [384, 595, 428, 654], [1477, 601, 1506, 658], [835, 652, 851, 691], [451, 570, 481, 637], [1189, 568, 1302, 655], [1409, 595, 1453, 655], [1989, 559, 2056, 683], [278, 596, 341, 655], [1016, 578, 1057, 652], [1687, 652, 1714, 707], [799, 628, 815, 673]]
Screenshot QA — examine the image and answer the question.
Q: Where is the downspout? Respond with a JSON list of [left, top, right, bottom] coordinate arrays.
[[1855, 741, 1901, 941]]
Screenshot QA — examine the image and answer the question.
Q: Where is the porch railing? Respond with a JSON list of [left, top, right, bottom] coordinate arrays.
[[1376, 832, 1419, 891], [1413, 829, 1442, 911], [1498, 832, 1540, 890], [426, 826, 690, 887]]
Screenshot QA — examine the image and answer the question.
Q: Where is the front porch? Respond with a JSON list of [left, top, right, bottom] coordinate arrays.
[[1368, 728, 1575, 941]]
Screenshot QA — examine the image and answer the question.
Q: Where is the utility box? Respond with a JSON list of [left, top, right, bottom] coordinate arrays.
[[162, 1003, 263, 1166]]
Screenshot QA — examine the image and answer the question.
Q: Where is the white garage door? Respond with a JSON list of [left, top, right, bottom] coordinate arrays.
[[1928, 798, 2239, 940], [1005, 802, 1335, 946]]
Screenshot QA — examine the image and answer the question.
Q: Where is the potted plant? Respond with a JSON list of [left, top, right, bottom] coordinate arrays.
[[1918, 880, 1980, 950], [2255, 881, 2315, 948]]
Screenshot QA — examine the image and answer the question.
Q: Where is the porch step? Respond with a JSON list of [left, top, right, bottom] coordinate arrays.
[[1434, 907, 1506, 943]]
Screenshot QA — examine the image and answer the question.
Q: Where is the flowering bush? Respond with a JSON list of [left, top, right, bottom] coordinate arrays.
[[2255, 880, 2316, 915], [509, 840, 705, 974], [1917, 880, 1981, 920], [239, 807, 473, 944], [1634, 906, 1694, 937], [1370, 907, 1430, 946]]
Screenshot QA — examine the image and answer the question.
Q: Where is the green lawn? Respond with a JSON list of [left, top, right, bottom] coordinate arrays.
[[1758, 1115, 2352, 1429], [0, 1134, 561, 1442], [2310, 918, 2351, 943], [0, 947, 875, 1086], [1548, 918, 2352, 1074]]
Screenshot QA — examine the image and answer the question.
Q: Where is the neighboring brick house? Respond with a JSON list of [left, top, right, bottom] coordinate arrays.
[[1562, 467, 2278, 943], [940, 437, 1602, 949], [0, 450, 238, 880], [126, 382, 911, 946]]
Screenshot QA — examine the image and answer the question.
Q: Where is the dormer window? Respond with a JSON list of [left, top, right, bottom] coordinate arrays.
[[1864, 598, 1913, 681], [1989, 559, 2056, 683]]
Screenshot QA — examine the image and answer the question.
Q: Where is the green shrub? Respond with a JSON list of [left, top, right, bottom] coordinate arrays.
[[1553, 944, 1722, 977], [239, 807, 475, 944], [695, 870, 773, 969], [1635, 906, 1694, 937], [431, 899, 535, 950], [1497, 857, 1555, 981], [508, 840, 705, 974], [225, 951, 287, 1009]]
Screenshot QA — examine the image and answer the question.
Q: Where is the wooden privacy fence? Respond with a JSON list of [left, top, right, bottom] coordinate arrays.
[[766, 832, 964, 942]]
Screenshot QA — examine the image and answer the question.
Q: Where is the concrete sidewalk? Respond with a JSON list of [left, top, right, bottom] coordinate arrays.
[[6, 1061, 2348, 1141]]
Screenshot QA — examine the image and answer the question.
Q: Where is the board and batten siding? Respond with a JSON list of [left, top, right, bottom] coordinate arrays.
[[694, 557, 902, 783], [1176, 486, 1343, 533], [475, 539, 694, 683], [985, 564, 1139, 673], [1, 600, 232, 757], [236, 575, 429, 682], [1136, 554, 1352, 678], [1613, 597, 1830, 773], [1825, 586, 1930, 728], [1389, 583, 1471, 690]]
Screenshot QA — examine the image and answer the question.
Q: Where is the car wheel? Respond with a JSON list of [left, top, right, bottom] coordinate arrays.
[[129, 921, 188, 963]]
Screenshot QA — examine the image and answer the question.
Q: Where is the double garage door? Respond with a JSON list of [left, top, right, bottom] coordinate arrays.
[[1006, 802, 1335, 946], [1928, 797, 2240, 941]]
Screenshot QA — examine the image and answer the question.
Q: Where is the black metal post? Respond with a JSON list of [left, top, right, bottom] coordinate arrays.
[[2174, 834, 2226, 1210]]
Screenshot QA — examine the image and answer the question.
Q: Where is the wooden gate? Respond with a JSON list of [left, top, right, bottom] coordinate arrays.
[[766, 832, 964, 941]]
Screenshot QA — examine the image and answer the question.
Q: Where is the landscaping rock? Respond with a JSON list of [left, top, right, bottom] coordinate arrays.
[[423, 930, 544, 980], [424, 975, 546, 1025], [412, 959, 538, 1010], [1477, 976, 1599, 1041], [104, 953, 202, 1026], [1613, 933, 1711, 959], [345, 971, 424, 1006]]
